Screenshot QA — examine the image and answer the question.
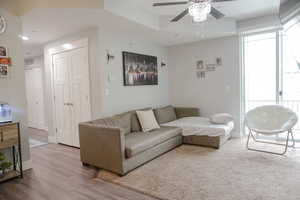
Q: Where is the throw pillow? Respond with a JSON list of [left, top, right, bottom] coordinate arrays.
[[210, 113, 234, 124], [136, 110, 160, 132], [154, 105, 177, 124]]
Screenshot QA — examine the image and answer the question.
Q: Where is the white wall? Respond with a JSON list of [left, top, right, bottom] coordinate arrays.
[[168, 36, 241, 137], [237, 14, 282, 34], [25, 56, 44, 69], [98, 29, 170, 116], [0, 9, 30, 162], [44, 27, 170, 140]]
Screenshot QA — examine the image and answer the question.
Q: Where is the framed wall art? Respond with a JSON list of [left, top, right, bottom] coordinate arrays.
[[123, 51, 158, 86], [0, 46, 7, 57]]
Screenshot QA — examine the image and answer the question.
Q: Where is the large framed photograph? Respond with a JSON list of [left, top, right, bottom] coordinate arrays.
[[123, 51, 158, 86]]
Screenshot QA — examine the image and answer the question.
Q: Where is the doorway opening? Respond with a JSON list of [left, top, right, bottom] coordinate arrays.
[[24, 56, 48, 148]]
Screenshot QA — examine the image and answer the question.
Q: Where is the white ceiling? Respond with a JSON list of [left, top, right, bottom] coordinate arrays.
[[130, 0, 280, 20], [21, 0, 283, 58]]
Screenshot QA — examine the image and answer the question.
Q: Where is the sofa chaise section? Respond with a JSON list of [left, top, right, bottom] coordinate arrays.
[[79, 106, 230, 176]]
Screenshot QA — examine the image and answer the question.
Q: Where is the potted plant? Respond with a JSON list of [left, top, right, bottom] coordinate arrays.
[[0, 152, 12, 179]]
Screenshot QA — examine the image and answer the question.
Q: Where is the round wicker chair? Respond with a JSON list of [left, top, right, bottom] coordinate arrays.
[[245, 105, 298, 155]]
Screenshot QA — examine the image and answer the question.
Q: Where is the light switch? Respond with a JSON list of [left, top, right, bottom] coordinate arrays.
[[105, 88, 110, 96]]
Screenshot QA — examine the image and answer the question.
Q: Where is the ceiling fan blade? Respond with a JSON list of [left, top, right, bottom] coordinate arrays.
[[211, 0, 235, 2], [210, 6, 225, 19], [171, 8, 189, 22], [153, 1, 188, 6]]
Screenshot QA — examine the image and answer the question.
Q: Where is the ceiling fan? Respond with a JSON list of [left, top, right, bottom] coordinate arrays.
[[153, 0, 235, 23]]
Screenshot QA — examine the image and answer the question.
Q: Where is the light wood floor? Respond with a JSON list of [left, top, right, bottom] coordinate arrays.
[[0, 144, 158, 200], [28, 128, 48, 143]]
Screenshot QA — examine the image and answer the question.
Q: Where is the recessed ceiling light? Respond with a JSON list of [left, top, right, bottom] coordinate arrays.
[[62, 43, 73, 50], [18, 35, 29, 40]]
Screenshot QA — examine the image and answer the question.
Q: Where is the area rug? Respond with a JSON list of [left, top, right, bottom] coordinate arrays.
[[97, 139, 300, 200], [29, 139, 48, 148]]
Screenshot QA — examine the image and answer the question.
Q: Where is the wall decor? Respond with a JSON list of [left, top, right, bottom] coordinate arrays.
[[206, 64, 216, 71], [196, 60, 204, 70], [196, 57, 223, 79], [106, 49, 115, 64], [123, 51, 158, 86], [0, 16, 6, 35], [0, 57, 11, 66], [0, 65, 8, 78], [0, 46, 7, 57], [216, 57, 222, 66]]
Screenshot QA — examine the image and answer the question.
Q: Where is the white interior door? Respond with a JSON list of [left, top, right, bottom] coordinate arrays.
[[25, 68, 46, 130], [53, 45, 91, 147], [69, 47, 91, 147], [53, 52, 74, 146]]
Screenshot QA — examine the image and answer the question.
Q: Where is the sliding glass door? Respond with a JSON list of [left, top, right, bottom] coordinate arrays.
[[243, 26, 300, 140], [244, 32, 278, 112]]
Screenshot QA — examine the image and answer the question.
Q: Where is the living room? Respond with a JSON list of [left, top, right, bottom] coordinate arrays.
[[1, 0, 300, 200]]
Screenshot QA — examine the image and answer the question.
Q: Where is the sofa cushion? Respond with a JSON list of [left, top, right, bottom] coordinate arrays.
[[125, 126, 182, 158], [90, 113, 131, 135], [123, 107, 151, 132], [154, 105, 177, 124]]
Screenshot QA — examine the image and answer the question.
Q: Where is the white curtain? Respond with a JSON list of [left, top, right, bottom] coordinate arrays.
[[285, 21, 300, 70]]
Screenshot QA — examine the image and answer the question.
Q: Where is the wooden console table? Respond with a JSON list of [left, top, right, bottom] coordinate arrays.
[[0, 122, 23, 183]]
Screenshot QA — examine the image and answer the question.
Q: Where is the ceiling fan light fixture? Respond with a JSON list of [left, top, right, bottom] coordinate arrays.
[[192, 14, 207, 23], [188, 1, 211, 23]]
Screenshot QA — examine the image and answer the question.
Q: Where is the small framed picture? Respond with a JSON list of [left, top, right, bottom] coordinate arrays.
[[196, 60, 204, 70], [0, 46, 7, 57], [197, 71, 205, 79], [0, 65, 8, 78], [0, 57, 11, 65], [206, 64, 216, 71]]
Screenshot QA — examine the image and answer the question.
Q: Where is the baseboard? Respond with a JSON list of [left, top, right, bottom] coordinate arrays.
[[42, 126, 48, 131], [48, 136, 57, 144], [23, 159, 32, 171]]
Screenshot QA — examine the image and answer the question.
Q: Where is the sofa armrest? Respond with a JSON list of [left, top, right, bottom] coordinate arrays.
[[175, 107, 200, 119], [79, 122, 125, 174]]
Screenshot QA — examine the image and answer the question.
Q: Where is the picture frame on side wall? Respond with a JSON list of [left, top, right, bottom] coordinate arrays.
[[0, 65, 9, 78], [0, 46, 7, 57]]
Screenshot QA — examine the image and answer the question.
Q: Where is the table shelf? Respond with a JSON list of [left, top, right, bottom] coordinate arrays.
[[0, 122, 23, 183], [0, 170, 21, 182]]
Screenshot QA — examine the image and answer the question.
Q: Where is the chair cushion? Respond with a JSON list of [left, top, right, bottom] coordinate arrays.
[[154, 105, 177, 124], [125, 126, 182, 158]]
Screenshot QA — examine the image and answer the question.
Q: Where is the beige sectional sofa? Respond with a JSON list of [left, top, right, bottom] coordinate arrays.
[[79, 106, 228, 176]]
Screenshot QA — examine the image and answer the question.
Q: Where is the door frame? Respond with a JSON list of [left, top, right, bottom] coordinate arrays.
[[48, 38, 91, 144], [240, 29, 282, 136]]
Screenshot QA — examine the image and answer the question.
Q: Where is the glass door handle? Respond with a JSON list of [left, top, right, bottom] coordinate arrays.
[[279, 91, 283, 96]]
